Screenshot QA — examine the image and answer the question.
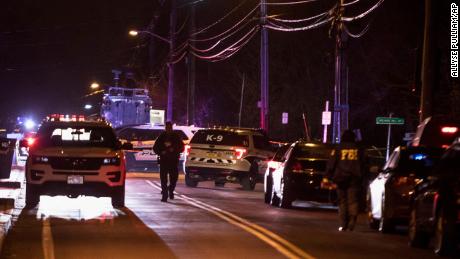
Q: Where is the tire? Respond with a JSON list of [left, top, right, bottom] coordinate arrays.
[[279, 178, 294, 208], [379, 194, 395, 233], [241, 162, 258, 191], [25, 183, 40, 208], [433, 208, 456, 256], [367, 192, 380, 230], [408, 206, 430, 248], [264, 175, 273, 204], [111, 186, 125, 208], [185, 173, 198, 187]]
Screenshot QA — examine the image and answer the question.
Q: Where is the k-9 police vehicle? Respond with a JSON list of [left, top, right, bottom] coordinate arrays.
[[184, 127, 275, 190]]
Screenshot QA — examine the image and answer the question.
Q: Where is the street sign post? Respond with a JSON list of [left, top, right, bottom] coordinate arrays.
[[376, 117, 405, 125], [376, 115, 405, 161]]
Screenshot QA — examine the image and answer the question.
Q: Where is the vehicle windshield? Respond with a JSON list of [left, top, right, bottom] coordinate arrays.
[[37, 125, 118, 148], [191, 130, 249, 147]]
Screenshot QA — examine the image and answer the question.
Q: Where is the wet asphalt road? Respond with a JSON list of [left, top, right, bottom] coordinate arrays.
[[0, 173, 443, 259]]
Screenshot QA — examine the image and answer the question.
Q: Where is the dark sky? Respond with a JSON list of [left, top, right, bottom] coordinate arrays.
[[0, 0, 456, 145]]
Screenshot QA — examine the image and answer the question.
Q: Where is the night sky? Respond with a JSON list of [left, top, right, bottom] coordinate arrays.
[[0, 0, 456, 145]]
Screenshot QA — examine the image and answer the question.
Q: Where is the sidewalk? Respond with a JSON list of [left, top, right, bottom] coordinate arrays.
[[0, 166, 25, 251]]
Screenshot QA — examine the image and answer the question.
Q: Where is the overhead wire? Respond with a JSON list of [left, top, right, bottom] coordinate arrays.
[[264, 0, 319, 6], [343, 23, 370, 38], [341, 0, 384, 22], [190, 0, 249, 37]]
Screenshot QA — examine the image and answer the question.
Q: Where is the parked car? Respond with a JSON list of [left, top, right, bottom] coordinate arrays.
[[367, 146, 444, 232], [267, 141, 335, 208], [408, 139, 460, 256], [116, 124, 201, 172], [264, 143, 290, 203], [184, 127, 275, 190]]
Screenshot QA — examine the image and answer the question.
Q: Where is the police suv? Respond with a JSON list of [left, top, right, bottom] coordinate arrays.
[[25, 115, 131, 208], [184, 127, 275, 190]]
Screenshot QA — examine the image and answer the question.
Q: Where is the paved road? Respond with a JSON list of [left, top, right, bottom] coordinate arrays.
[[0, 173, 441, 259]]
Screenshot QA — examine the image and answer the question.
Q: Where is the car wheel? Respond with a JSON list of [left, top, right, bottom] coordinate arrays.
[[270, 181, 280, 207], [367, 191, 380, 230], [379, 194, 395, 233], [25, 183, 40, 208], [433, 208, 456, 256], [241, 163, 258, 191], [264, 174, 273, 204], [111, 186, 125, 208], [185, 173, 198, 187], [279, 178, 293, 209], [408, 206, 430, 248]]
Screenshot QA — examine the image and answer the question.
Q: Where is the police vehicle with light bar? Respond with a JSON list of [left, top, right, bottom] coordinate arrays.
[[24, 114, 132, 208]]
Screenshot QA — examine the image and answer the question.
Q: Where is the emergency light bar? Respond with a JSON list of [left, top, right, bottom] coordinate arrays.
[[441, 126, 458, 134], [47, 114, 86, 122]]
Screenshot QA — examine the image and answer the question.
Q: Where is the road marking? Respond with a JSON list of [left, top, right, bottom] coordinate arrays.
[[42, 218, 55, 259], [146, 180, 315, 259]]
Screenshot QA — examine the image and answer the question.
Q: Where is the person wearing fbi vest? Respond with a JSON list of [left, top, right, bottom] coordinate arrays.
[[326, 130, 365, 231], [153, 122, 184, 202]]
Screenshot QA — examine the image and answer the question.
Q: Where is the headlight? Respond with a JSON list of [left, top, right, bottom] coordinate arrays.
[[103, 157, 120, 165], [32, 156, 49, 164]]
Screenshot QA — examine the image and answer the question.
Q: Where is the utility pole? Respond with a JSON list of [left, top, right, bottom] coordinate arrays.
[[238, 74, 246, 127], [420, 0, 434, 122], [167, 0, 177, 122], [332, 0, 348, 143], [186, 3, 196, 126], [260, 0, 269, 132]]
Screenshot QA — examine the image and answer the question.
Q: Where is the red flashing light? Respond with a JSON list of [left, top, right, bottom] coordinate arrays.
[[27, 137, 36, 147], [291, 161, 303, 172], [441, 126, 458, 134], [184, 145, 191, 156], [235, 148, 247, 159]]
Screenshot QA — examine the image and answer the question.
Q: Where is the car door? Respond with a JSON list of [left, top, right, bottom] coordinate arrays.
[[272, 145, 294, 195]]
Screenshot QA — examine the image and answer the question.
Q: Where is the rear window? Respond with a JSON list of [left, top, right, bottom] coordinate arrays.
[[118, 128, 162, 141], [292, 145, 332, 159], [191, 130, 249, 147], [398, 148, 443, 176], [37, 125, 117, 148], [118, 128, 188, 141]]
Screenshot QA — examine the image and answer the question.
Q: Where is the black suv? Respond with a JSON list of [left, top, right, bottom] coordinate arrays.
[[409, 140, 460, 256]]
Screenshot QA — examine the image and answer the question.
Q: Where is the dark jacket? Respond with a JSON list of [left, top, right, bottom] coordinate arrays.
[[326, 142, 364, 187], [153, 131, 184, 163]]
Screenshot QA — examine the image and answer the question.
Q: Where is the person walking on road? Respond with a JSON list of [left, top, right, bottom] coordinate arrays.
[[326, 130, 365, 231], [153, 122, 184, 202]]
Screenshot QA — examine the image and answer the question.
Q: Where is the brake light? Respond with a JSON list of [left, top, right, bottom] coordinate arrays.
[[267, 161, 280, 168], [235, 148, 247, 159], [26, 137, 35, 147], [184, 145, 191, 156], [290, 161, 303, 173], [441, 126, 458, 134]]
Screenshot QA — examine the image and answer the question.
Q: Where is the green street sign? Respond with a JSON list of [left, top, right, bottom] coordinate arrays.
[[376, 117, 405, 125]]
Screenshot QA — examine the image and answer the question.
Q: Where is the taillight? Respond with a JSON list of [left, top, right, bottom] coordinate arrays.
[[267, 160, 280, 168], [235, 148, 247, 159], [441, 126, 458, 134], [26, 137, 35, 147], [290, 161, 303, 173], [185, 145, 191, 156]]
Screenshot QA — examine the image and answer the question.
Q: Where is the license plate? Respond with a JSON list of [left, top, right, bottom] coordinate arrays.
[[67, 175, 84, 184], [207, 152, 219, 158]]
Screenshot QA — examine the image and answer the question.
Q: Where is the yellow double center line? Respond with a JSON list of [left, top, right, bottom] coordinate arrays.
[[146, 180, 315, 259]]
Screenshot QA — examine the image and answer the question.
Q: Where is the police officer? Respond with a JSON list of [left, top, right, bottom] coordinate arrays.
[[153, 122, 184, 202], [327, 130, 365, 231]]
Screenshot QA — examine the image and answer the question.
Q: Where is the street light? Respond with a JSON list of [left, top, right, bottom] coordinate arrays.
[[129, 28, 174, 122], [128, 30, 171, 44], [90, 82, 100, 90]]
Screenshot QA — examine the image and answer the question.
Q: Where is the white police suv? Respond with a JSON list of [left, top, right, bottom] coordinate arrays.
[[25, 115, 131, 208]]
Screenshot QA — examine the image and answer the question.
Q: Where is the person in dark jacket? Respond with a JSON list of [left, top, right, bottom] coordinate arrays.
[[326, 130, 365, 231], [153, 122, 184, 202]]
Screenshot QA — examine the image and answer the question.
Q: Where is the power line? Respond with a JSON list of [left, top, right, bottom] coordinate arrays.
[[341, 0, 385, 22]]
